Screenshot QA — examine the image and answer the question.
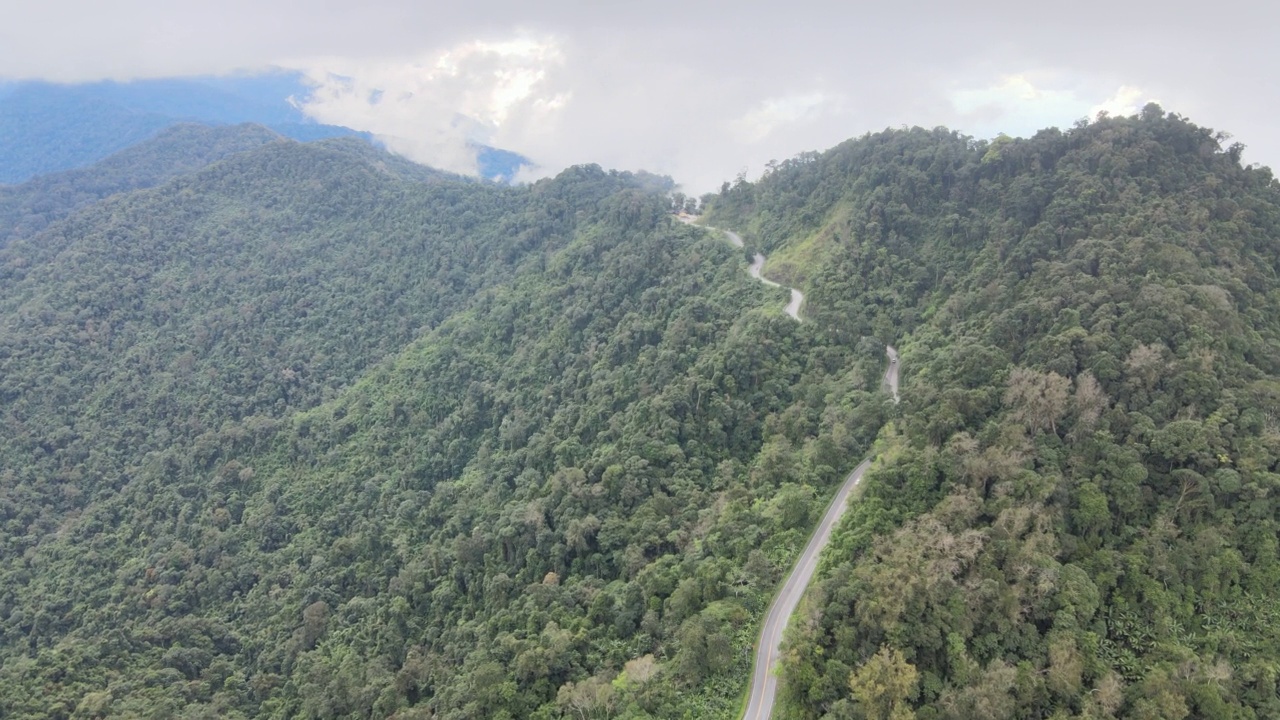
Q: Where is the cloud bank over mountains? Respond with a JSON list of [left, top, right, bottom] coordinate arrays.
[[292, 36, 568, 178], [2, 1, 1274, 191]]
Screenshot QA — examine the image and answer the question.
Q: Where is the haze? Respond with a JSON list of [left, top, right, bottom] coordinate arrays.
[[2, 0, 1274, 190]]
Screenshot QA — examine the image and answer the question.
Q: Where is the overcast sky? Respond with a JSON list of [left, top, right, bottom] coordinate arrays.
[[1, 1, 1274, 191]]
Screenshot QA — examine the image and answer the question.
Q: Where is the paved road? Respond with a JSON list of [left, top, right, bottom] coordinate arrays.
[[742, 346, 900, 720], [701, 217, 903, 719], [725, 230, 804, 321], [782, 288, 803, 320], [886, 345, 900, 404]]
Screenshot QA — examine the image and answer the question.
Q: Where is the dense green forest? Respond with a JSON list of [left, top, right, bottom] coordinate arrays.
[[0, 123, 285, 245], [0, 123, 465, 248], [0, 106, 1278, 719], [0, 136, 531, 545], [0, 136, 890, 718], [709, 106, 1280, 719]]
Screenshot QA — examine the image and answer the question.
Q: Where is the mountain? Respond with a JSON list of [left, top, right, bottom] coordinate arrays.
[[0, 106, 1277, 720], [0, 127, 870, 717], [308, 136, 466, 185], [476, 143, 533, 182], [0, 122, 475, 251], [707, 106, 1280, 719], [0, 72, 531, 184], [0, 74, 362, 184], [0, 123, 286, 245], [0, 82, 176, 183], [0, 138, 562, 567], [0, 133, 849, 712]]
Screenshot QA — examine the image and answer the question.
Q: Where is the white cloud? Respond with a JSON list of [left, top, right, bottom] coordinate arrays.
[[2, 2, 1276, 187], [950, 75, 1164, 140], [1090, 85, 1155, 119], [950, 74, 1089, 136], [287, 28, 873, 193], [295, 35, 567, 176], [731, 92, 841, 144]]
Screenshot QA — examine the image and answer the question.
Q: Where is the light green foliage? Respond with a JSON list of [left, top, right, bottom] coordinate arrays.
[[3, 105, 1279, 720], [0, 141, 888, 718], [716, 108, 1280, 719], [848, 645, 919, 720]]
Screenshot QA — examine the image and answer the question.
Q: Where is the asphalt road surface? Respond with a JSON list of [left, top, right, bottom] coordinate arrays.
[[727, 230, 803, 321], [886, 345, 900, 403], [742, 346, 901, 720]]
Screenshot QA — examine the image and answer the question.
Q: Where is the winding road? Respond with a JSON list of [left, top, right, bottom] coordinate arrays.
[[679, 217, 902, 718], [683, 217, 904, 718], [722, 229, 804, 322], [886, 345, 900, 404], [741, 345, 901, 720]]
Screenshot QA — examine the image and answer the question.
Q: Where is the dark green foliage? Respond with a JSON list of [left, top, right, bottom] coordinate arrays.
[[0, 123, 285, 245], [714, 108, 1280, 719], [3, 104, 1278, 720], [0, 142, 888, 717], [0, 137, 541, 549]]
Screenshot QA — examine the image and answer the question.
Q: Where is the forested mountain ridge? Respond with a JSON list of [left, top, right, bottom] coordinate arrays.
[[304, 136, 465, 185], [0, 139, 892, 718], [0, 137, 604, 551], [0, 123, 290, 246], [0, 150, 662, 714], [710, 106, 1280, 718], [1, 105, 1278, 720]]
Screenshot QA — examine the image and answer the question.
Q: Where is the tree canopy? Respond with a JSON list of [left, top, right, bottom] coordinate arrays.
[[1, 106, 1279, 719], [707, 106, 1280, 720]]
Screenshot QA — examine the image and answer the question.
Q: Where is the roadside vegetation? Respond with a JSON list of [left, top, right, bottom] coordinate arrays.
[[1, 106, 1277, 719]]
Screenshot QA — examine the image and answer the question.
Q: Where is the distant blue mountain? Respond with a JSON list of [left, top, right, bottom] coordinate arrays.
[[55, 74, 307, 125], [0, 70, 531, 184], [475, 144, 532, 183]]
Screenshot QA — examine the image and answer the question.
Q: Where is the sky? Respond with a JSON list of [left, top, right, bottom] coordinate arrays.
[[1, 1, 1275, 191]]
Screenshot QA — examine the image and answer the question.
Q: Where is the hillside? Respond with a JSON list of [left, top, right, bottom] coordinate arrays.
[[0, 123, 289, 245], [0, 82, 175, 183], [307, 136, 464, 185], [709, 107, 1280, 719], [0, 137, 567, 556], [0, 132, 895, 717], [0, 106, 1277, 720]]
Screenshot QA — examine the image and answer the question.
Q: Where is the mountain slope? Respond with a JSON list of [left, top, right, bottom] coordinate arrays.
[[1, 105, 1278, 720], [0, 156, 893, 718], [0, 142, 590, 644], [308, 136, 464, 185], [709, 107, 1280, 719], [0, 123, 289, 245]]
